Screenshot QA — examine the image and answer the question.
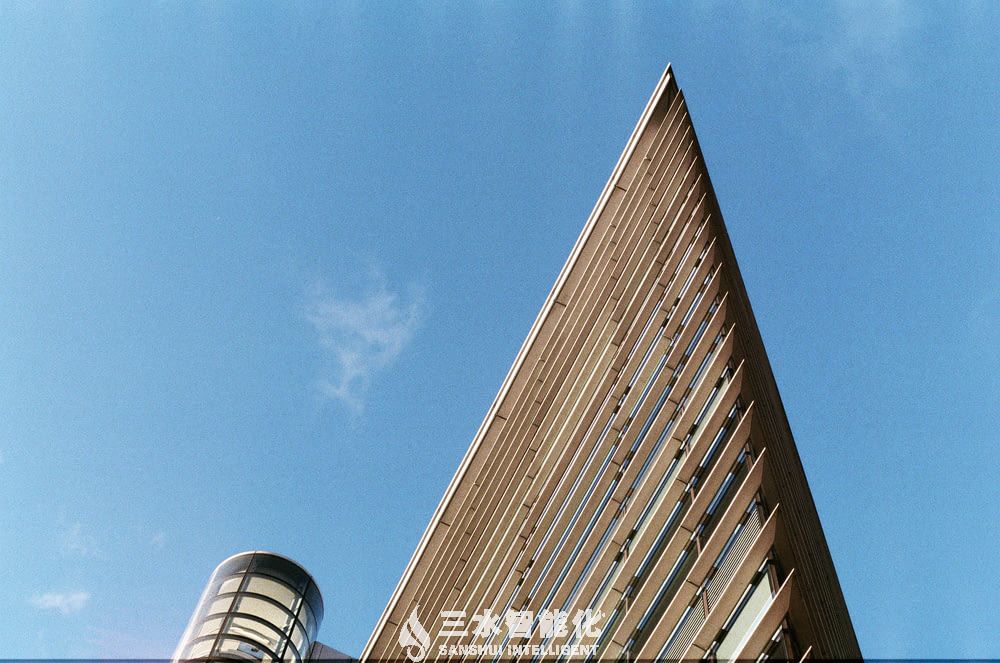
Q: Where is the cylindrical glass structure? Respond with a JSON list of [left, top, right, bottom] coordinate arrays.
[[174, 551, 324, 663]]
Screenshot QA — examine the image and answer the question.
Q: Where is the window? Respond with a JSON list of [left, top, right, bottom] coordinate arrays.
[[709, 561, 777, 662]]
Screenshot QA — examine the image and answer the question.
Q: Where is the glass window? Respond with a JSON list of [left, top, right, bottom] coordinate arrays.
[[184, 638, 214, 659], [206, 595, 234, 617], [225, 615, 284, 652], [283, 642, 302, 663], [234, 595, 295, 631], [219, 576, 243, 595], [289, 621, 307, 654], [218, 637, 274, 663], [715, 570, 774, 661], [197, 616, 225, 638], [298, 599, 317, 638], [246, 575, 298, 610]]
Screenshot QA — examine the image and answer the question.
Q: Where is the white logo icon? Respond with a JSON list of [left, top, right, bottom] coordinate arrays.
[[399, 606, 431, 662]]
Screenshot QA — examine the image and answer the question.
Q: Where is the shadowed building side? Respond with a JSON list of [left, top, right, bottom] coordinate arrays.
[[361, 65, 861, 661]]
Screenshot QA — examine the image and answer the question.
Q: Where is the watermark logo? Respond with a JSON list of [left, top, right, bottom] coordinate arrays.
[[398, 606, 431, 662], [397, 607, 604, 660]]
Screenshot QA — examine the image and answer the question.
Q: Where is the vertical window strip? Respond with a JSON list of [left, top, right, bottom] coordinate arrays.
[[491, 269, 725, 658], [500, 270, 721, 636], [483, 276, 691, 653], [705, 559, 776, 662], [571, 347, 731, 660], [595, 401, 744, 660]]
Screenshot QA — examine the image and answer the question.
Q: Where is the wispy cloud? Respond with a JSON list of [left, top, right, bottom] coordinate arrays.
[[150, 530, 167, 550], [61, 521, 107, 561], [307, 275, 425, 412], [823, 0, 921, 128], [827, 0, 917, 87], [30, 591, 90, 615]]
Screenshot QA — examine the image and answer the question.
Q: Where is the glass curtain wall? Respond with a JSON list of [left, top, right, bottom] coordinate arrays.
[[173, 551, 324, 663]]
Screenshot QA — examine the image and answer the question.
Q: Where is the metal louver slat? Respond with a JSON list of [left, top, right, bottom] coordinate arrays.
[[706, 508, 763, 610]]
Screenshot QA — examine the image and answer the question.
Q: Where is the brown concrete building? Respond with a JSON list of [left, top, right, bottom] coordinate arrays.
[[362, 65, 860, 662]]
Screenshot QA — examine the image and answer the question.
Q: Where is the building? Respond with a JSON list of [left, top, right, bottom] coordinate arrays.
[[172, 551, 349, 663], [360, 65, 861, 661], [173, 65, 859, 663]]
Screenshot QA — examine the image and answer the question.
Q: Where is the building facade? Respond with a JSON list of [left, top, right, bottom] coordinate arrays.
[[173, 551, 348, 663], [361, 66, 861, 661]]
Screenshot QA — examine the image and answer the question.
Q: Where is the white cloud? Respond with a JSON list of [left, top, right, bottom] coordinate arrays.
[[61, 521, 107, 561], [307, 276, 425, 412], [150, 530, 167, 549], [30, 591, 90, 615]]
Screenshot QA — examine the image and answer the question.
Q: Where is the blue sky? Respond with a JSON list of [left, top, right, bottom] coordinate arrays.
[[1, 2, 998, 659]]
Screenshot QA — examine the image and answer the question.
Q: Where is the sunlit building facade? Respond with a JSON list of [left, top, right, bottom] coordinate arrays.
[[361, 66, 861, 661]]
